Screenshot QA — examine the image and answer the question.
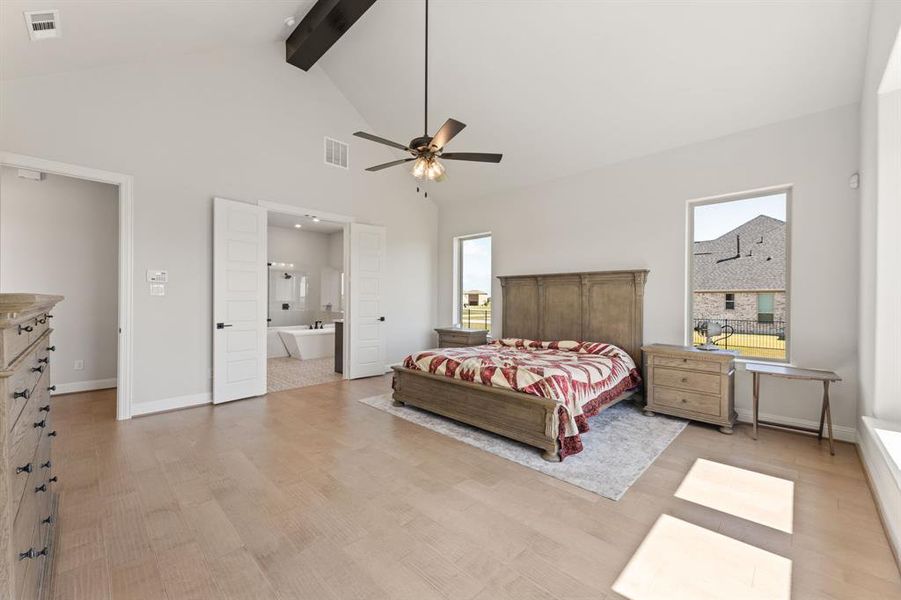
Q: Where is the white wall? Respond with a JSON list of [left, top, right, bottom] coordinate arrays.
[[438, 104, 861, 432], [0, 167, 118, 390], [267, 225, 340, 326], [0, 43, 438, 411], [859, 2, 901, 420]]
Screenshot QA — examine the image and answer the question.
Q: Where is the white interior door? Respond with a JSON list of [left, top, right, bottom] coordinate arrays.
[[213, 197, 267, 403], [348, 223, 386, 379]]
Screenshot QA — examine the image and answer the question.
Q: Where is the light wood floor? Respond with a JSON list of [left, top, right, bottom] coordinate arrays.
[[49, 377, 900, 600]]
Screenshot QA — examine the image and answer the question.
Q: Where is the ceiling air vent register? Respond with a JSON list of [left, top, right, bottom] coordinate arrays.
[[24, 10, 61, 41], [324, 137, 349, 169]]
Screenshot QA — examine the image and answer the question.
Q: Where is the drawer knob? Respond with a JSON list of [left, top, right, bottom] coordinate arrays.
[[39, 405, 50, 413], [47, 431, 57, 437], [19, 547, 48, 560], [47, 346, 56, 352], [37, 317, 46, 324], [33, 419, 46, 429], [41, 516, 53, 525], [41, 461, 51, 469], [46, 314, 54, 319], [38, 357, 49, 364], [18, 324, 33, 335], [31, 365, 44, 373], [49, 476, 58, 483], [16, 463, 32, 474], [34, 484, 47, 493], [13, 389, 30, 400], [47, 385, 57, 392]]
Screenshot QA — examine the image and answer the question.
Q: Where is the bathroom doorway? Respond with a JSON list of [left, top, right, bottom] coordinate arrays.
[[265, 210, 346, 392]]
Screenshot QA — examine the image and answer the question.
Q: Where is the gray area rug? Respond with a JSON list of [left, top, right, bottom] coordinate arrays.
[[359, 393, 687, 501]]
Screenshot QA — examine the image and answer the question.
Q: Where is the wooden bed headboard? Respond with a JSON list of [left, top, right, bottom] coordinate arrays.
[[497, 270, 649, 363]]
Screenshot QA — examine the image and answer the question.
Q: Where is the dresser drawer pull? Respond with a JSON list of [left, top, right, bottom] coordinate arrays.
[[49, 476, 58, 483], [47, 431, 57, 437], [33, 419, 46, 428], [47, 346, 56, 352], [13, 389, 30, 399], [41, 516, 53, 525], [18, 547, 47, 560], [16, 463, 32, 474], [41, 460, 51, 469], [34, 484, 47, 493], [37, 316, 47, 324], [38, 357, 49, 364], [39, 405, 50, 412], [31, 365, 44, 373], [46, 314, 54, 319], [18, 324, 33, 335], [47, 385, 57, 392]]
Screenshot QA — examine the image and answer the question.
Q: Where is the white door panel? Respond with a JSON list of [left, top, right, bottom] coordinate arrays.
[[213, 197, 267, 403], [349, 223, 386, 379]]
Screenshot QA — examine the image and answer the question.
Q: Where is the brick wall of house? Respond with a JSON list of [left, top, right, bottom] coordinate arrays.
[[693, 291, 786, 322]]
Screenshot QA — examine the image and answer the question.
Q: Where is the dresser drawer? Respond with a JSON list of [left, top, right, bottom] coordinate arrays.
[[652, 386, 722, 417], [1, 325, 32, 370], [15, 517, 46, 600], [652, 355, 722, 373], [653, 367, 721, 395]]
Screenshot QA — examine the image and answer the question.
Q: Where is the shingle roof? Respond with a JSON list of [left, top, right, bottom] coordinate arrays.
[[693, 215, 785, 291]]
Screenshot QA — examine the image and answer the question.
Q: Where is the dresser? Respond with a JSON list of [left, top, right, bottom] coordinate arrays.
[[0, 294, 62, 600], [641, 344, 736, 433], [434, 327, 488, 348]]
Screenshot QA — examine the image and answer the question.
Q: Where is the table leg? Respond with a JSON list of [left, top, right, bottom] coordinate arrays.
[[817, 388, 827, 440], [823, 380, 835, 455], [752, 372, 759, 441]]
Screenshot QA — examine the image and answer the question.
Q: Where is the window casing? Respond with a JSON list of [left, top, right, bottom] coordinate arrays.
[[455, 233, 492, 331], [688, 189, 790, 361]]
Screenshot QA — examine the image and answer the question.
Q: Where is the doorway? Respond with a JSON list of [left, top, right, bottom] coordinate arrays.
[[0, 153, 134, 420]]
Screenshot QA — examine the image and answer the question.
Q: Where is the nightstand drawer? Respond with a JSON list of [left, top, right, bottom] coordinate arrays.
[[652, 386, 721, 416], [654, 367, 721, 395], [653, 355, 722, 373]]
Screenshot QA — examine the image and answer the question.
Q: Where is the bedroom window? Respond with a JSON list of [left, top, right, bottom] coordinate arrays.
[[456, 233, 492, 331], [689, 189, 790, 361]]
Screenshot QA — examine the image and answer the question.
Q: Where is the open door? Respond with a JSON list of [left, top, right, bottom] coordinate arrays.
[[348, 223, 386, 378], [213, 197, 267, 403]]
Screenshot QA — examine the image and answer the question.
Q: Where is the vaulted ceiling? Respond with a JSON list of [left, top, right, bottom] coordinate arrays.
[[1, 1, 873, 202]]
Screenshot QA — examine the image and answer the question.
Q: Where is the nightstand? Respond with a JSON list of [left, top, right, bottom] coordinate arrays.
[[641, 344, 737, 434], [434, 327, 488, 348]]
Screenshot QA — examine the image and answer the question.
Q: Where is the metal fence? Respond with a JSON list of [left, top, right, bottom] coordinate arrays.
[[692, 318, 786, 359], [462, 307, 491, 331]]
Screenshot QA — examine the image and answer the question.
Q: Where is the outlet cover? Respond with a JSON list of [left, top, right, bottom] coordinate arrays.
[[74, 359, 84, 371]]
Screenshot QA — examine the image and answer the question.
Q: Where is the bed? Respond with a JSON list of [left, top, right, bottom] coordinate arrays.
[[391, 269, 648, 461]]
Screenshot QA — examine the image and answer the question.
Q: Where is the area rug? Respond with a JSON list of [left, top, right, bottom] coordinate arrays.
[[358, 393, 687, 500]]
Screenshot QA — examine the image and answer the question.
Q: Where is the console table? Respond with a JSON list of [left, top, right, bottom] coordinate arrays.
[[745, 362, 842, 455]]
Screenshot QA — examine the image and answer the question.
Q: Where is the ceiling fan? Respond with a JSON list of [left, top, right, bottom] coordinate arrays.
[[353, 0, 502, 182]]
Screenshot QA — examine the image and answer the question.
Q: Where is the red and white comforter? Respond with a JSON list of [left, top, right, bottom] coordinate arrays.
[[399, 338, 641, 459]]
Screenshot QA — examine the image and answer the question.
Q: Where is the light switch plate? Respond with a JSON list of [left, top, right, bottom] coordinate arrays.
[[146, 269, 168, 283], [149, 283, 166, 296]]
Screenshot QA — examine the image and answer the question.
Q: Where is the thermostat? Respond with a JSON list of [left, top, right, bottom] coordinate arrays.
[[147, 269, 168, 283]]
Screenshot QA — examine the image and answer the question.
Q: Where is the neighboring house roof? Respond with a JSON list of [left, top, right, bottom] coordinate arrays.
[[463, 290, 488, 295], [693, 215, 785, 291]]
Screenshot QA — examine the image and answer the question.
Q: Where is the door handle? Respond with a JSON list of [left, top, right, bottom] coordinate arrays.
[[216, 323, 233, 329], [378, 316, 386, 322]]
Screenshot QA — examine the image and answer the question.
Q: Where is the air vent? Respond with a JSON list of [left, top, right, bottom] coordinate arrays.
[[24, 10, 61, 41], [324, 137, 348, 169]]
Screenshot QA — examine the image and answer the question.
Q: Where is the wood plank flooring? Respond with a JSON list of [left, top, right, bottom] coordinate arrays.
[[49, 377, 900, 600]]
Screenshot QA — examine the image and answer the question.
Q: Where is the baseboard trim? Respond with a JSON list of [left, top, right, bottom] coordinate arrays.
[[858, 417, 901, 572], [131, 392, 211, 417], [734, 408, 857, 443], [51, 378, 117, 395]]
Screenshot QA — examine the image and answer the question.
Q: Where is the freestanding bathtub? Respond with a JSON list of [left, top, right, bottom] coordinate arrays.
[[267, 324, 335, 360]]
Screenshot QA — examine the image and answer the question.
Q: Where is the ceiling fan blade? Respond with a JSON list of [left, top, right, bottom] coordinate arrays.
[[353, 131, 410, 151], [430, 118, 466, 149], [365, 158, 415, 172], [440, 152, 503, 163]]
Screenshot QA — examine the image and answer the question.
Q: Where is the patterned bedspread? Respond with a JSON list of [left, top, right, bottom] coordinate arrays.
[[399, 338, 641, 459]]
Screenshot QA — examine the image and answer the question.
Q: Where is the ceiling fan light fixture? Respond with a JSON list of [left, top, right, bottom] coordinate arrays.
[[411, 156, 446, 182]]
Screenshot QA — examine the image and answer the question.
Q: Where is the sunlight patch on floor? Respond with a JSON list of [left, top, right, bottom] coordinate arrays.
[[674, 458, 794, 533], [612, 515, 792, 600]]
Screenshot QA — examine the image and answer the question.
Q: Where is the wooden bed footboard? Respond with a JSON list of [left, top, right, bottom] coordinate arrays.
[[392, 366, 562, 461]]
